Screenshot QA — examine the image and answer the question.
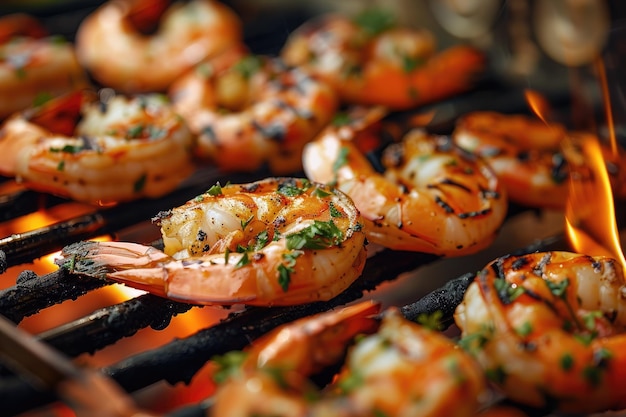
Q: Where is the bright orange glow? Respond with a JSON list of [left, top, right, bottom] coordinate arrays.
[[524, 89, 551, 124], [565, 134, 626, 270], [594, 57, 618, 156]]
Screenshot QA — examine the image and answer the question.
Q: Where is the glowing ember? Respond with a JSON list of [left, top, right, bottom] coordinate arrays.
[[565, 134, 626, 270]]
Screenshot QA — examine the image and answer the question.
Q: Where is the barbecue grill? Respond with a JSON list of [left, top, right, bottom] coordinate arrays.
[[0, 1, 623, 416]]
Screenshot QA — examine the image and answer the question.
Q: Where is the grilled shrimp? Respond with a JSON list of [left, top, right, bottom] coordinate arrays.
[[0, 13, 87, 119], [56, 178, 367, 306], [281, 11, 484, 110], [302, 106, 507, 256], [76, 0, 243, 92], [169, 52, 338, 174], [210, 301, 486, 417], [0, 90, 194, 204], [455, 251, 626, 413], [453, 111, 626, 209]]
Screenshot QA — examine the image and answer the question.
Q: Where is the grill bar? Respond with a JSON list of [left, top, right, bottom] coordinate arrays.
[[0, 232, 570, 416]]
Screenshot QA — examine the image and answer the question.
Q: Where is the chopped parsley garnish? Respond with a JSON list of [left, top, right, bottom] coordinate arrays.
[[546, 278, 569, 298], [206, 182, 223, 196], [401, 55, 425, 73], [353, 8, 396, 36], [234, 55, 263, 79], [50, 144, 83, 154], [133, 174, 147, 192], [332, 146, 350, 174], [235, 252, 250, 268], [57, 160, 65, 171], [332, 112, 352, 126], [312, 186, 332, 198], [211, 350, 247, 384], [277, 250, 303, 291], [560, 353, 574, 371], [416, 310, 444, 331], [241, 215, 254, 230], [277, 181, 308, 197], [285, 220, 343, 250], [337, 371, 364, 393], [493, 279, 525, 304], [328, 201, 342, 218], [33, 92, 54, 107], [127, 124, 144, 138], [515, 321, 533, 337]]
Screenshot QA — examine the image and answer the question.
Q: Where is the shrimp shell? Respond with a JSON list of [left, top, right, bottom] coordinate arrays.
[[56, 178, 367, 306], [455, 251, 626, 413], [0, 90, 194, 204], [302, 106, 507, 256]]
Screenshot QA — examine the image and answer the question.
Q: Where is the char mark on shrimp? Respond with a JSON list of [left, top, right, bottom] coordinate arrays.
[[251, 120, 286, 142]]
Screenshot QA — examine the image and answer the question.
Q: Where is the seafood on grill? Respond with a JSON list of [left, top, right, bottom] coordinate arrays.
[[453, 111, 626, 209], [281, 10, 485, 110], [56, 177, 367, 306], [76, 0, 243, 93], [0, 90, 194, 204], [169, 52, 338, 174], [302, 106, 507, 256], [0, 13, 87, 119], [210, 300, 486, 417], [455, 251, 626, 413]]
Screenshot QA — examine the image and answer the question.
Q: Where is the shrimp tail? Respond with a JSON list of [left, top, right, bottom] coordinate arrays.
[[56, 241, 171, 296], [25, 90, 94, 136]]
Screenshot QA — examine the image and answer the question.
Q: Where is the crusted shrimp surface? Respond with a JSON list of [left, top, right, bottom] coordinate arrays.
[[455, 251, 626, 413], [281, 11, 484, 110], [56, 178, 367, 306], [210, 302, 486, 417], [0, 90, 194, 204], [76, 0, 243, 92], [453, 111, 626, 209], [169, 52, 338, 174], [303, 106, 507, 256], [0, 13, 88, 119]]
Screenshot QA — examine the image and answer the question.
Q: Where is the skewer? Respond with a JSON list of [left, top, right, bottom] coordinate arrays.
[[0, 312, 153, 417]]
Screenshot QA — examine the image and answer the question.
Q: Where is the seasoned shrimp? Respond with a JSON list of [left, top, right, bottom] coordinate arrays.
[[455, 251, 626, 413], [0, 13, 87, 119], [453, 111, 626, 209], [302, 106, 507, 256], [55, 178, 367, 306], [169, 53, 338, 174], [210, 302, 486, 417], [76, 0, 243, 93], [281, 11, 485, 110], [0, 90, 194, 204]]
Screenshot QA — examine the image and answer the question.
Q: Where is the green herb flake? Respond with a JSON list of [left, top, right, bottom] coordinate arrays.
[[337, 371, 364, 394], [206, 183, 223, 196], [329, 201, 342, 218], [353, 8, 396, 36], [515, 321, 533, 337], [211, 350, 247, 384], [416, 310, 444, 331], [50, 144, 83, 154], [401, 55, 425, 73], [33, 92, 54, 107], [546, 278, 570, 298], [312, 187, 332, 198], [57, 160, 65, 171], [560, 353, 574, 371], [235, 252, 250, 268], [285, 220, 343, 250], [277, 182, 306, 197], [485, 366, 507, 384], [224, 247, 230, 264], [133, 174, 147, 193], [493, 279, 525, 303], [277, 250, 303, 292], [582, 310, 604, 331], [241, 215, 254, 230], [127, 124, 144, 138], [332, 112, 352, 126], [234, 55, 263, 79], [582, 366, 603, 387], [332, 146, 350, 174]]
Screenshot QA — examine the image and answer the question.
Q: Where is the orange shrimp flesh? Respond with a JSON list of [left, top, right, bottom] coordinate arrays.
[[281, 11, 485, 110], [210, 303, 487, 417], [453, 111, 626, 209], [455, 251, 626, 413], [75, 0, 244, 93], [169, 53, 338, 174], [56, 178, 367, 306], [302, 106, 507, 256], [0, 89, 194, 204]]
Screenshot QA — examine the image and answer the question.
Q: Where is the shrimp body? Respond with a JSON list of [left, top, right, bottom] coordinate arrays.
[[169, 53, 338, 174], [210, 303, 486, 417], [455, 251, 626, 413], [302, 107, 507, 256], [281, 13, 484, 110], [453, 111, 626, 209], [56, 178, 367, 306], [0, 91, 194, 204], [76, 0, 243, 92], [0, 14, 87, 119]]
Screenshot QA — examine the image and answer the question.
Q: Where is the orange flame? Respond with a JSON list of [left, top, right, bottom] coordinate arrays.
[[524, 89, 551, 123]]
